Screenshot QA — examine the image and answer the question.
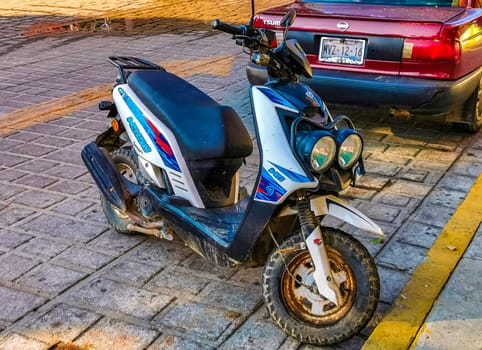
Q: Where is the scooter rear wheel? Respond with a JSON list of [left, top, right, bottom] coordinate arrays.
[[262, 227, 379, 345], [109, 147, 144, 185], [100, 147, 141, 234]]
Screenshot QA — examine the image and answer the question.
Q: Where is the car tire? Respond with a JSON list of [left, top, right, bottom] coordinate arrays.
[[458, 80, 482, 133]]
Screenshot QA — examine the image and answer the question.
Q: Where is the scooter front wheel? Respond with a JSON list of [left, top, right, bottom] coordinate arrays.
[[262, 227, 379, 345]]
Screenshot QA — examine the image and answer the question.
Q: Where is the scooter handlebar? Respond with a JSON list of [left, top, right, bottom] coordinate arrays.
[[212, 19, 247, 35]]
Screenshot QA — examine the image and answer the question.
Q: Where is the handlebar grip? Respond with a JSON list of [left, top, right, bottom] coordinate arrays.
[[212, 19, 246, 35]]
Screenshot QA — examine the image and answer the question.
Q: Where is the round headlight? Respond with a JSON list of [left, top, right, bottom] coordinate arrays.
[[311, 136, 336, 172], [296, 131, 336, 173], [338, 133, 363, 169]]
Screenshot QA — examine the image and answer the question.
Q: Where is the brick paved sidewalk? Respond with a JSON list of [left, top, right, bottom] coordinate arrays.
[[1, 2, 481, 349]]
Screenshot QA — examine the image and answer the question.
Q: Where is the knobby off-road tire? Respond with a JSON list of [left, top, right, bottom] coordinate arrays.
[[262, 227, 379, 346], [100, 147, 143, 234]]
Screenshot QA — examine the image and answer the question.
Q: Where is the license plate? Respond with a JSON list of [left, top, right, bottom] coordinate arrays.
[[319, 37, 365, 65]]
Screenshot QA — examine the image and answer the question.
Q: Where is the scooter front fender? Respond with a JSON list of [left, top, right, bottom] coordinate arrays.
[[311, 195, 384, 238]]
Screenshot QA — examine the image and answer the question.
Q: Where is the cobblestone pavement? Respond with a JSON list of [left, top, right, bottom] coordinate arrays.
[[0, 2, 481, 349]]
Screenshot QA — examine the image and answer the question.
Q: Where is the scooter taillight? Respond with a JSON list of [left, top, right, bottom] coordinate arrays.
[[111, 119, 120, 132]]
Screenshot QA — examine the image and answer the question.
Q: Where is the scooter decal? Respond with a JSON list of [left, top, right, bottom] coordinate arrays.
[[269, 161, 312, 183], [126, 117, 152, 153], [119, 88, 181, 172], [255, 167, 287, 202], [257, 87, 298, 112], [268, 167, 286, 182], [145, 119, 181, 172]]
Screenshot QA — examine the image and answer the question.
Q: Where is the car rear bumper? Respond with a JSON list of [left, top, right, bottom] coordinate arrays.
[[246, 64, 482, 117]]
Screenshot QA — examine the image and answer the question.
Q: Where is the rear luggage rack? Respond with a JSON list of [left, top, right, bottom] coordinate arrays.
[[108, 56, 164, 83]]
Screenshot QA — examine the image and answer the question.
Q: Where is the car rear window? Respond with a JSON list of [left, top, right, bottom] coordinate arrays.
[[301, 0, 461, 7]]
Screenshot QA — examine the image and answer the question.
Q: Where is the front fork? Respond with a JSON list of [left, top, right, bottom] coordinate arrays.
[[297, 195, 342, 305]]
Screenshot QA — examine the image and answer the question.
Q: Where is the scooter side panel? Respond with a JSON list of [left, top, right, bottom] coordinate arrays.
[[251, 86, 318, 204], [113, 84, 205, 208]]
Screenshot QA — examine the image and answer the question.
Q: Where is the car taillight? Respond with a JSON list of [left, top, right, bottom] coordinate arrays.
[[402, 38, 461, 61]]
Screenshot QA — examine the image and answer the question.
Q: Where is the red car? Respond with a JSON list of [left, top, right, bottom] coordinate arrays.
[[248, 0, 482, 131]]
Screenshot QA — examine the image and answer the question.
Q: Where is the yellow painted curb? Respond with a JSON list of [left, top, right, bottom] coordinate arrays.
[[362, 173, 482, 350]]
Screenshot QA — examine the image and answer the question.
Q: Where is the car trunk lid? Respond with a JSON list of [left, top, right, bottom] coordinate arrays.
[[255, 3, 466, 78], [286, 2, 464, 22]]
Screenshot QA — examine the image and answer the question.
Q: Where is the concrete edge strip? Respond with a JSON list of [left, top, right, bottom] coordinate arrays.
[[0, 55, 236, 137], [362, 173, 482, 350], [0, 84, 112, 136]]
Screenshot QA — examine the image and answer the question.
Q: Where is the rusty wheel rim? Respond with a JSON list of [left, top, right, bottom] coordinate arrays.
[[281, 248, 356, 325], [117, 162, 138, 184]]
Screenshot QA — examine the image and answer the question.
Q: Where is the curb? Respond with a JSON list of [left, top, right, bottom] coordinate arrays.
[[362, 173, 482, 350]]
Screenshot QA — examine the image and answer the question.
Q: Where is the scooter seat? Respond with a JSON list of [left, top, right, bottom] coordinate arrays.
[[127, 70, 253, 161]]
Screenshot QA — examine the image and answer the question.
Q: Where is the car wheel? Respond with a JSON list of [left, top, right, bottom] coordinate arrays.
[[458, 80, 482, 133]]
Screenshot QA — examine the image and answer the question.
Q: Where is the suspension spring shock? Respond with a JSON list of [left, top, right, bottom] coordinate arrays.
[[296, 194, 320, 238]]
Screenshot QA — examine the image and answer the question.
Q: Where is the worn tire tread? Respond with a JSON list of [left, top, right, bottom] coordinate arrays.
[[262, 228, 379, 346]]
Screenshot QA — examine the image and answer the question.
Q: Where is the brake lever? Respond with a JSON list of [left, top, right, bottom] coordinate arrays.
[[232, 34, 260, 50], [235, 38, 245, 47]]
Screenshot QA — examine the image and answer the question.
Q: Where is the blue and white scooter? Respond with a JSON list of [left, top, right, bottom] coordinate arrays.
[[81, 9, 384, 346]]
